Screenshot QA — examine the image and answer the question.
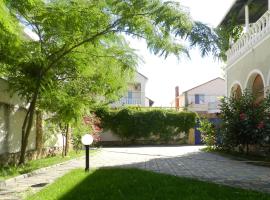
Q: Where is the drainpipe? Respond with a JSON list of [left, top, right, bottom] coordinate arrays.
[[175, 86, 179, 110], [269, 0, 270, 10], [245, 4, 249, 32]]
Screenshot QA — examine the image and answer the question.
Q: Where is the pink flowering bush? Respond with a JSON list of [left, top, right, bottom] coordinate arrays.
[[219, 91, 270, 153]]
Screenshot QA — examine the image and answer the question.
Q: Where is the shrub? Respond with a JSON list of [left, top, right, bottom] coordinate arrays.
[[219, 91, 270, 153], [198, 118, 216, 147], [72, 123, 92, 152], [94, 107, 196, 142]]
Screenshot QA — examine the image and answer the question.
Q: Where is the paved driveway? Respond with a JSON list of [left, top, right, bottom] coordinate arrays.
[[1, 146, 270, 199], [91, 146, 270, 193]]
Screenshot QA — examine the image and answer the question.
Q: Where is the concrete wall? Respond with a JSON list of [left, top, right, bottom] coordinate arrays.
[[226, 35, 270, 96], [100, 130, 121, 142], [0, 79, 36, 155]]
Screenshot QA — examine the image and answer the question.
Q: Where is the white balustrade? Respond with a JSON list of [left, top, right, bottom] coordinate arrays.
[[227, 10, 270, 65], [118, 97, 141, 105]]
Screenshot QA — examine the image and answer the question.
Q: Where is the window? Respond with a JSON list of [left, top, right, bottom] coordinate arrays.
[[195, 94, 205, 104], [128, 91, 132, 104]]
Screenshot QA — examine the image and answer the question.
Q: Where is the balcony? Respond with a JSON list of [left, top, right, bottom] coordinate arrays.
[[111, 97, 142, 107], [208, 102, 220, 113], [119, 97, 141, 105], [227, 10, 270, 65]]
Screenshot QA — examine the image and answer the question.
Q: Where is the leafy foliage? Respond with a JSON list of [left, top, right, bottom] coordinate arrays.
[[214, 14, 243, 61], [0, 0, 222, 163], [219, 91, 270, 152], [71, 123, 92, 153], [95, 107, 196, 142], [198, 118, 216, 147]]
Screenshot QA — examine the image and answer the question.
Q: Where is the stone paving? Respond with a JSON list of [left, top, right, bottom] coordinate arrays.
[[91, 146, 270, 193], [0, 159, 83, 200], [1, 146, 270, 199]]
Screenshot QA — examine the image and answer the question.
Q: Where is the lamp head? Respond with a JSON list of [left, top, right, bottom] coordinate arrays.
[[81, 134, 93, 145]]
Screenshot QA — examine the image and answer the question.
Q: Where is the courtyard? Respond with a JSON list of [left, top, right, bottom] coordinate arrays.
[[1, 146, 270, 199]]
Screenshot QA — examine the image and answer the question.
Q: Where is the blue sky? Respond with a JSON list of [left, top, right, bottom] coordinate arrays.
[[128, 0, 235, 106]]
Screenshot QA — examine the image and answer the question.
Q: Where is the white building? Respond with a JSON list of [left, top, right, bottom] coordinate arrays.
[[221, 0, 270, 101], [112, 71, 154, 107], [174, 78, 225, 113]]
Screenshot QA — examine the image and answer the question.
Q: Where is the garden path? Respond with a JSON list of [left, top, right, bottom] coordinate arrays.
[[1, 146, 270, 199]]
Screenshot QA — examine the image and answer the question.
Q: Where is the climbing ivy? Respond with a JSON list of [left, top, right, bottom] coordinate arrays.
[[94, 107, 196, 142]]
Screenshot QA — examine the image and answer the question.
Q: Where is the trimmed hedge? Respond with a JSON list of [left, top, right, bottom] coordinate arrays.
[[94, 108, 196, 142]]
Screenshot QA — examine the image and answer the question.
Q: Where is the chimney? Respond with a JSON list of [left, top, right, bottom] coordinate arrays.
[[175, 86, 179, 109]]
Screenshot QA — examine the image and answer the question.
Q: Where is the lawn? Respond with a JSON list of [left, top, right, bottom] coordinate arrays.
[[0, 149, 98, 180], [27, 168, 270, 200]]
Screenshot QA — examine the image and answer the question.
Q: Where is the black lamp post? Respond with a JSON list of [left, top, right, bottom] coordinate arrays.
[[81, 134, 93, 172]]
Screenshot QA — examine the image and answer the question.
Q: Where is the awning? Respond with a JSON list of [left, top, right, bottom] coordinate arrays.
[[219, 0, 268, 26]]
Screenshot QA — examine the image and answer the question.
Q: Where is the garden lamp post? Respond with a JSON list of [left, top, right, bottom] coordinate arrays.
[[81, 134, 93, 172]]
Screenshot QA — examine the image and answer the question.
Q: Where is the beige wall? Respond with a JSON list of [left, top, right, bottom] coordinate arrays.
[[187, 78, 225, 98], [226, 35, 270, 96], [0, 79, 36, 154], [0, 79, 26, 107], [178, 78, 225, 113], [100, 130, 121, 141]]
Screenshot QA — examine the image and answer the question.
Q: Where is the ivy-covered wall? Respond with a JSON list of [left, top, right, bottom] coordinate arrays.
[[95, 108, 196, 144]]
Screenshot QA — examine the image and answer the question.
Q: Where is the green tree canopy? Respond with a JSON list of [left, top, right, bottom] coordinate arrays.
[[0, 0, 219, 164]]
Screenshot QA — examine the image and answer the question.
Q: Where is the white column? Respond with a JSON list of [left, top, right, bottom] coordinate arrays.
[[245, 4, 249, 31]]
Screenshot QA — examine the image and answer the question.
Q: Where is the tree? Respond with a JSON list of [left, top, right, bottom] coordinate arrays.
[[0, 0, 218, 164]]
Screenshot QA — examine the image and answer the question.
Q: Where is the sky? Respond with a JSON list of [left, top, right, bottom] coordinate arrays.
[[24, 0, 235, 106], [128, 0, 235, 106]]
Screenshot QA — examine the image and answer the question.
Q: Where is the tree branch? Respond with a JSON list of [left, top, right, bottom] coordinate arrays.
[[44, 20, 121, 74]]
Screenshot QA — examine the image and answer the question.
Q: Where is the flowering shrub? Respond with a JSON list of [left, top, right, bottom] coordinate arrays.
[[219, 91, 270, 153]]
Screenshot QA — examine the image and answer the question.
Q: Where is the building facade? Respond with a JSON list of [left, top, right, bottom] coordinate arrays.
[[175, 78, 225, 113], [112, 71, 153, 107], [221, 0, 270, 100]]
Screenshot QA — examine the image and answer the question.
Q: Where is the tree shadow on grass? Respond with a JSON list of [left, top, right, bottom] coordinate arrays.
[[56, 167, 270, 200]]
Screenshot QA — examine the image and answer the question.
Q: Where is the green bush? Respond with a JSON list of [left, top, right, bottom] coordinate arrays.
[[198, 118, 216, 147], [219, 91, 270, 153], [94, 107, 196, 142]]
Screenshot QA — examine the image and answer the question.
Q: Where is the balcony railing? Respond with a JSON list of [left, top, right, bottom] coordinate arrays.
[[227, 10, 270, 64], [208, 102, 220, 112], [120, 97, 141, 105], [111, 97, 142, 107]]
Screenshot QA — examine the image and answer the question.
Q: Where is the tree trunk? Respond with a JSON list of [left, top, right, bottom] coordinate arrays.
[[62, 133, 65, 158], [64, 123, 70, 156], [35, 111, 43, 158], [19, 94, 38, 165], [246, 143, 249, 155], [19, 80, 40, 165]]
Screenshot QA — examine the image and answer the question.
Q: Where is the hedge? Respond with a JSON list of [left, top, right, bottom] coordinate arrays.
[[94, 107, 196, 142]]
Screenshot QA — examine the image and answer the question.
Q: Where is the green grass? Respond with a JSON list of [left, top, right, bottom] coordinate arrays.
[[27, 168, 270, 200], [0, 149, 98, 181]]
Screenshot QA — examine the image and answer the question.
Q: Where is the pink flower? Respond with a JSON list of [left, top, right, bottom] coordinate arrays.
[[240, 113, 246, 120], [253, 103, 259, 107], [257, 121, 264, 129]]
